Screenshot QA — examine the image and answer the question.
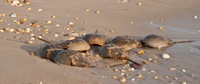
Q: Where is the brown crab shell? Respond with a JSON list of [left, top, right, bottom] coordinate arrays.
[[57, 39, 90, 51], [37, 44, 63, 59], [142, 34, 173, 49], [99, 44, 129, 59], [82, 34, 107, 46], [111, 36, 142, 50], [53, 50, 90, 67]]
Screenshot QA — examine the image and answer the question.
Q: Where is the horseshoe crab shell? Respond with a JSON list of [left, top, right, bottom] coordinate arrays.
[[98, 44, 129, 59], [57, 39, 90, 51], [111, 36, 142, 50], [37, 44, 63, 59], [82, 33, 107, 46], [53, 50, 90, 67], [142, 34, 173, 49]]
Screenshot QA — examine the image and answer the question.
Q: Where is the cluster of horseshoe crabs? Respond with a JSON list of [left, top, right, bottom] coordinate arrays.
[[35, 33, 194, 68]]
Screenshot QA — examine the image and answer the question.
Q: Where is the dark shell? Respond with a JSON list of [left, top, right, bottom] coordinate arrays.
[[46, 50, 63, 61], [57, 39, 90, 51], [99, 44, 129, 59], [111, 36, 142, 50], [142, 34, 173, 49], [53, 50, 90, 67], [37, 44, 63, 59], [82, 33, 107, 46]]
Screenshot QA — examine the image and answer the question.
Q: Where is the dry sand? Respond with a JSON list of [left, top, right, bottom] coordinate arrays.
[[0, 0, 200, 84]]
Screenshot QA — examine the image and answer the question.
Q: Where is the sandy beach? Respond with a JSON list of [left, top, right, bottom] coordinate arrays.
[[0, 0, 200, 84]]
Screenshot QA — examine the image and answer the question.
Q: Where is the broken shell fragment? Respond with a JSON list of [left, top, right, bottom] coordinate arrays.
[[27, 40, 34, 44], [137, 50, 145, 55], [119, 77, 126, 83]]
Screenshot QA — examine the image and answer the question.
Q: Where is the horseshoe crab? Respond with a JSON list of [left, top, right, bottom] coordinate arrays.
[[82, 33, 107, 46], [141, 34, 173, 49], [53, 50, 94, 67], [99, 44, 142, 69], [57, 39, 90, 51], [37, 44, 63, 60], [111, 36, 142, 50], [141, 34, 195, 49]]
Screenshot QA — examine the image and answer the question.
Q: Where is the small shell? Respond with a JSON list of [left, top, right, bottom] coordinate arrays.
[[119, 77, 126, 83], [162, 53, 170, 59], [27, 40, 34, 44], [137, 50, 145, 55], [112, 76, 117, 79]]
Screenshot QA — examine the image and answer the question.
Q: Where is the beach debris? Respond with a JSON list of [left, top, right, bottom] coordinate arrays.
[[31, 21, 40, 28], [182, 81, 187, 84], [149, 70, 156, 73], [26, 40, 34, 44], [95, 11, 101, 14], [137, 50, 145, 55], [0, 19, 4, 22], [193, 16, 198, 19], [137, 2, 142, 6], [37, 9, 43, 12], [112, 76, 117, 79], [173, 77, 178, 80], [111, 36, 142, 50], [27, 7, 32, 10], [153, 76, 158, 80], [84, 9, 90, 12], [4, 28, 15, 32], [0, 13, 6, 16], [159, 27, 165, 30], [182, 69, 186, 72], [46, 20, 52, 24], [10, 13, 18, 17], [162, 53, 170, 59], [14, 36, 20, 39], [0, 29, 4, 33], [170, 68, 176, 71], [137, 73, 143, 79], [30, 37, 36, 40], [51, 15, 56, 18], [164, 76, 169, 79], [119, 77, 126, 83], [29, 51, 35, 56], [54, 34, 59, 37], [118, 0, 128, 3]]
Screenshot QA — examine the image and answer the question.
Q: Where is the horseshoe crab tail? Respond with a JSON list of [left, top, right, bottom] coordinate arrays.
[[173, 40, 195, 44], [33, 36, 52, 44], [125, 58, 142, 69]]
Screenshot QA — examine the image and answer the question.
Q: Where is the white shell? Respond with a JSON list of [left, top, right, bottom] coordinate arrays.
[[162, 53, 170, 59]]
